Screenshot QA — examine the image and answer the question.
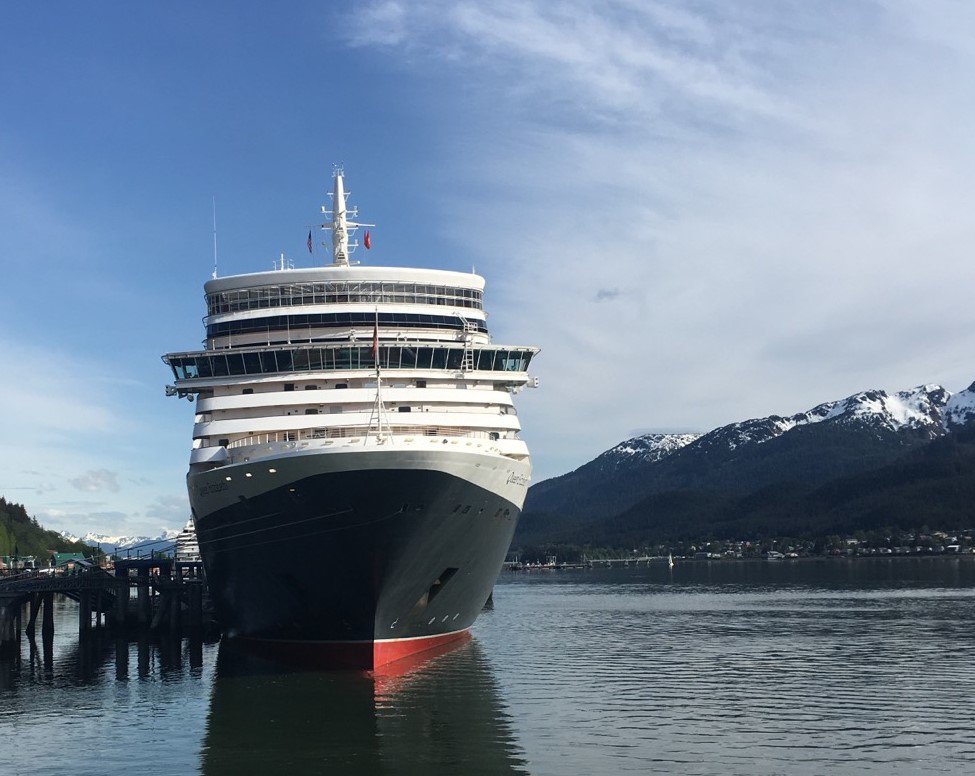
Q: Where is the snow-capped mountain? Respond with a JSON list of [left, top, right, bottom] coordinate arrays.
[[691, 383, 954, 454], [521, 377, 975, 539], [945, 381, 975, 429], [602, 433, 701, 464], [59, 529, 181, 556], [602, 382, 971, 467]]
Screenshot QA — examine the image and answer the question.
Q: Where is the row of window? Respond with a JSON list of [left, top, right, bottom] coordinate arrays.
[[207, 312, 488, 339], [207, 282, 483, 315], [167, 345, 533, 380]]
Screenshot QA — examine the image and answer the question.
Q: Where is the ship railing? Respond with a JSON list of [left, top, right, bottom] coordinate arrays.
[[225, 426, 504, 450]]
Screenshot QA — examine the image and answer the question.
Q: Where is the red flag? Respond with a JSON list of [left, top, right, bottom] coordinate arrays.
[[371, 319, 378, 359], [307, 230, 313, 254], [364, 230, 372, 250]]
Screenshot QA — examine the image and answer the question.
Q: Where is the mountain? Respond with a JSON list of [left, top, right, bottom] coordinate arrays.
[[945, 382, 975, 429], [59, 529, 182, 556], [517, 380, 975, 546], [587, 422, 975, 547], [526, 432, 700, 523]]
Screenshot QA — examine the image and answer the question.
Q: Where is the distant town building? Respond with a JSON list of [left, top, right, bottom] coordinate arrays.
[[2, 555, 38, 569], [50, 552, 88, 568]]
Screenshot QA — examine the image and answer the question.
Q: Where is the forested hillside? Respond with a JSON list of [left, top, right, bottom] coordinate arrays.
[[559, 424, 975, 547], [0, 497, 95, 561]]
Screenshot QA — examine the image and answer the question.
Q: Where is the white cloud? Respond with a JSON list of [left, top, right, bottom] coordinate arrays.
[[33, 492, 187, 539], [69, 469, 121, 493], [142, 494, 190, 531], [345, 0, 975, 478], [345, 0, 411, 47], [0, 337, 189, 537], [37, 508, 131, 537]]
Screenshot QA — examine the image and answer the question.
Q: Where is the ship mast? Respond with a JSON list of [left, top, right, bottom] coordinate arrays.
[[322, 166, 373, 267], [366, 307, 392, 444]]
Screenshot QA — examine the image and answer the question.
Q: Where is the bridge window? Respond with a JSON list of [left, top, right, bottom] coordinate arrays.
[[166, 346, 533, 381], [207, 282, 484, 315]]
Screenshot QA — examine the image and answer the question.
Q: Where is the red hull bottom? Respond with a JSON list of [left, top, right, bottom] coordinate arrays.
[[235, 628, 472, 672]]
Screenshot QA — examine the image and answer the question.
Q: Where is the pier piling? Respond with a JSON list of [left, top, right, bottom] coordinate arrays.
[[79, 590, 91, 635], [42, 593, 54, 639], [0, 603, 16, 650], [188, 581, 203, 633], [169, 590, 181, 632], [26, 594, 40, 639], [138, 567, 151, 624], [115, 635, 128, 680], [115, 578, 128, 624]]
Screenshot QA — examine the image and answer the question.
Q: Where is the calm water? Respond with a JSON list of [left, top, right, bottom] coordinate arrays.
[[3, 559, 975, 775]]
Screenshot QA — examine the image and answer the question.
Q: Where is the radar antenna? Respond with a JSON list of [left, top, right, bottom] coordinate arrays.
[[321, 166, 374, 267]]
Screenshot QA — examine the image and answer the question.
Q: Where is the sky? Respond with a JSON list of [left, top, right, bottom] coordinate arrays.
[[2, 1, 975, 538]]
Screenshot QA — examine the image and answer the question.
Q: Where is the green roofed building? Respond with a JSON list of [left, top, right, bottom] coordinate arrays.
[[51, 552, 88, 567]]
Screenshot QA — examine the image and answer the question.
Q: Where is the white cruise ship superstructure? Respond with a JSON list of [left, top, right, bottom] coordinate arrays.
[[163, 169, 538, 668]]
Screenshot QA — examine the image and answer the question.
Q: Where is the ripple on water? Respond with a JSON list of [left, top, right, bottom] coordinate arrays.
[[3, 561, 975, 775], [477, 564, 975, 775]]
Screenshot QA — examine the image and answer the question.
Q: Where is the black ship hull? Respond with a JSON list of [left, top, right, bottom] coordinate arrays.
[[191, 454, 522, 668]]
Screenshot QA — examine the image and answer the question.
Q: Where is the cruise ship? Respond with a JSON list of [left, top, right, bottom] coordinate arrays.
[[162, 169, 538, 668]]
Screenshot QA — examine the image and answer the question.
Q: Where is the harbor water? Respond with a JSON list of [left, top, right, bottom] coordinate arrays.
[[3, 559, 975, 774]]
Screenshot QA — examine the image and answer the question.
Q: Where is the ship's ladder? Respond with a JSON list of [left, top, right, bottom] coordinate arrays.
[[460, 318, 478, 372]]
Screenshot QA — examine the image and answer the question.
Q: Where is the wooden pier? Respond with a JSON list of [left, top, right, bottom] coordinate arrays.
[[0, 559, 213, 655]]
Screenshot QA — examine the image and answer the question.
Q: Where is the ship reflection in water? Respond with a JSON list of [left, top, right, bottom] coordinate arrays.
[[200, 637, 530, 775]]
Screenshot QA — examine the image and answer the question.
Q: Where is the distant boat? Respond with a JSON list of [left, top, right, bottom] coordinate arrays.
[[668, 553, 674, 569]]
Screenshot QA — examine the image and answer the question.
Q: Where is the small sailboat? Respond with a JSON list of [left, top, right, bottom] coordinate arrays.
[[667, 553, 674, 570]]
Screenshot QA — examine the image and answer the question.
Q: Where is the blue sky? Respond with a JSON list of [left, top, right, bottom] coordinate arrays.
[[3, 1, 975, 537]]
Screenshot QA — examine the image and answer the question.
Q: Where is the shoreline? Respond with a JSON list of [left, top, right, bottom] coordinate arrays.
[[504, 553, 975, 571]]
